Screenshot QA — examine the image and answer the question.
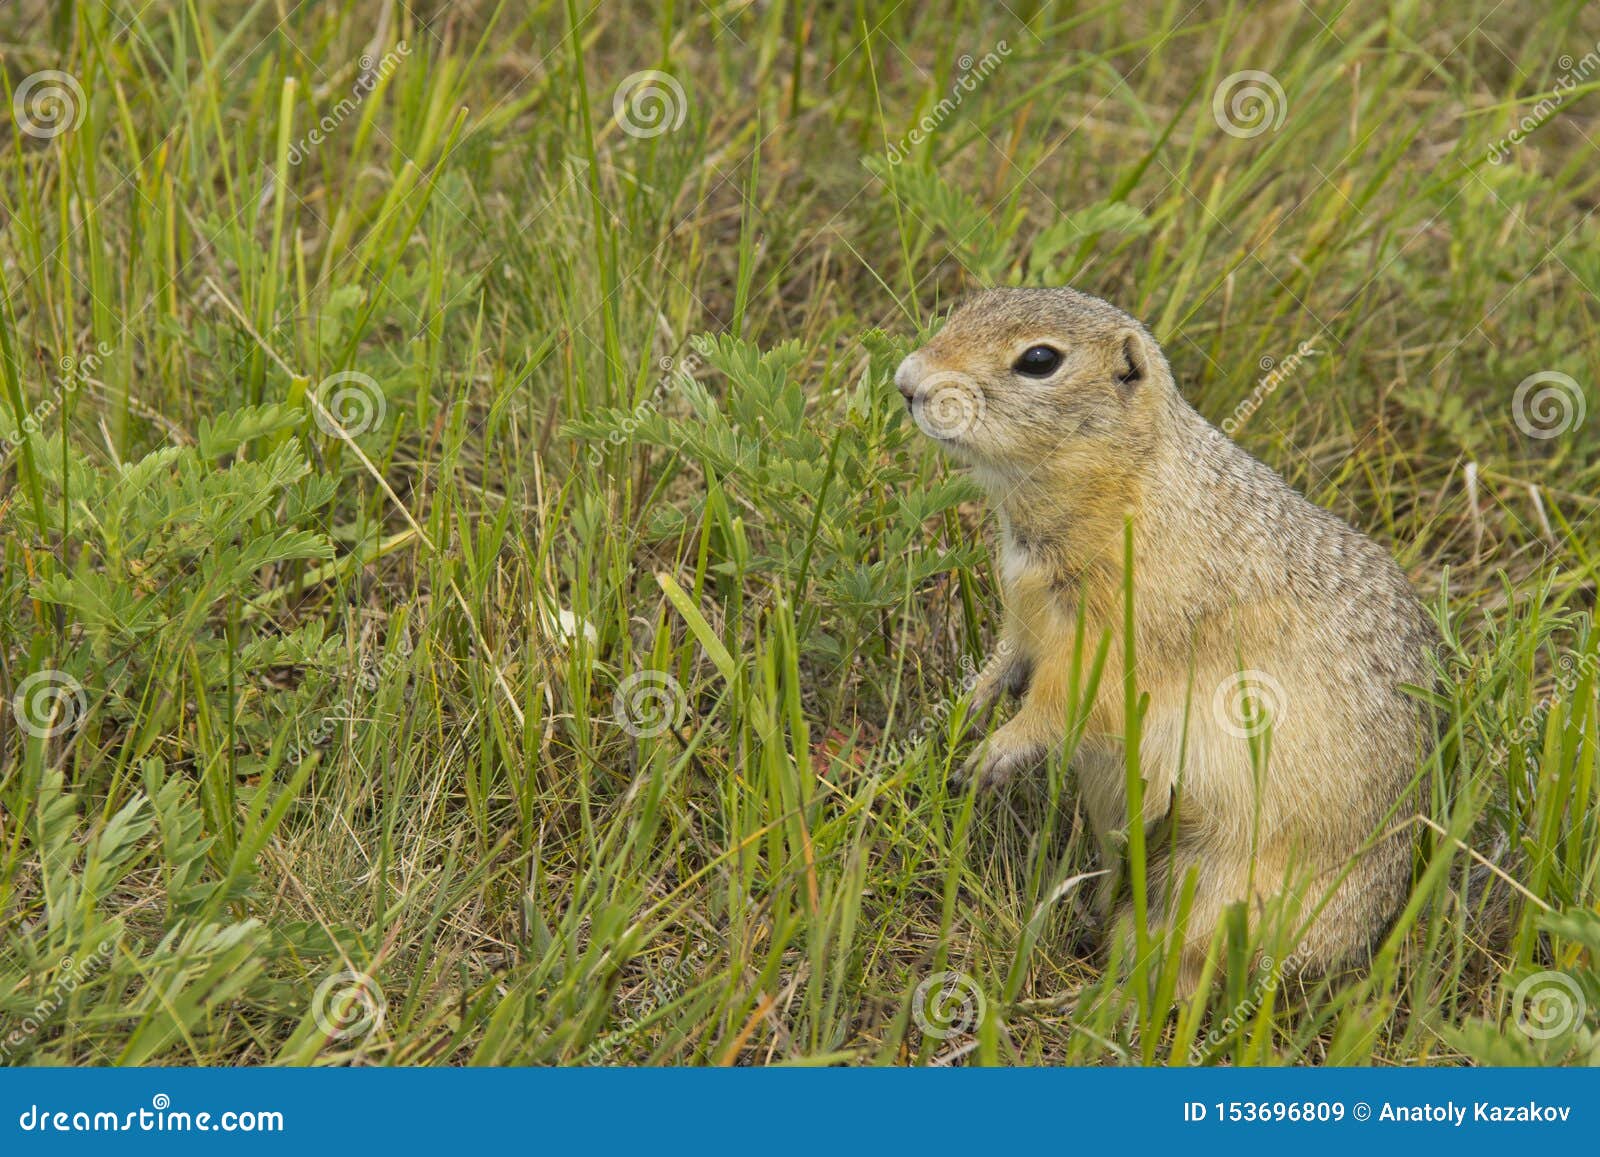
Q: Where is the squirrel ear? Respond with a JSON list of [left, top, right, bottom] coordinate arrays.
[[1115, 330, 1148, 390]]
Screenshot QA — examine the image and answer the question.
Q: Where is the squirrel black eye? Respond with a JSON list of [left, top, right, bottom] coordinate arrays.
[[1013, 345, 1063, 377]]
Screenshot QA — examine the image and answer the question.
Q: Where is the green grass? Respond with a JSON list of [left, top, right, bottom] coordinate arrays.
[[2, 0, 1598, 1066]]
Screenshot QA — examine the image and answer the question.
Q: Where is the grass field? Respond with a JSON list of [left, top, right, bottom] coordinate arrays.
[[2, 0, 1598, 1066]]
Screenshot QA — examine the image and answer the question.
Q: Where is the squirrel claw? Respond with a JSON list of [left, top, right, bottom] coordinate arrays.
[[954, 737, 1047, 791], [965, 653, 1033, 729]]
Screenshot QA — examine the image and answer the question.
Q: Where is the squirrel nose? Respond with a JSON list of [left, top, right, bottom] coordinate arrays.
[[894, 354, 923, 401]]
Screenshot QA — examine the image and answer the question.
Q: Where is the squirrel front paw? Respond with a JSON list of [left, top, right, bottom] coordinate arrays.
[[1001, 652, 1034, 697], [967, 649, 1034, 720], [953, 724, 1049, 791]]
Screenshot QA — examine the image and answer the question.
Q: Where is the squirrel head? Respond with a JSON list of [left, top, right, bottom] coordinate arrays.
[[894, 287, 1172, 487]]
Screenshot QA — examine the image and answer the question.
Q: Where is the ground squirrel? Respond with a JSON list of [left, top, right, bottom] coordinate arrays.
[[895, 287, 1439, 992]]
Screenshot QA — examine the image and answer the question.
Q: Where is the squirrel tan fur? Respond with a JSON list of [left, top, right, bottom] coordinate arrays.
[[896, 287, 1439, 992]]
